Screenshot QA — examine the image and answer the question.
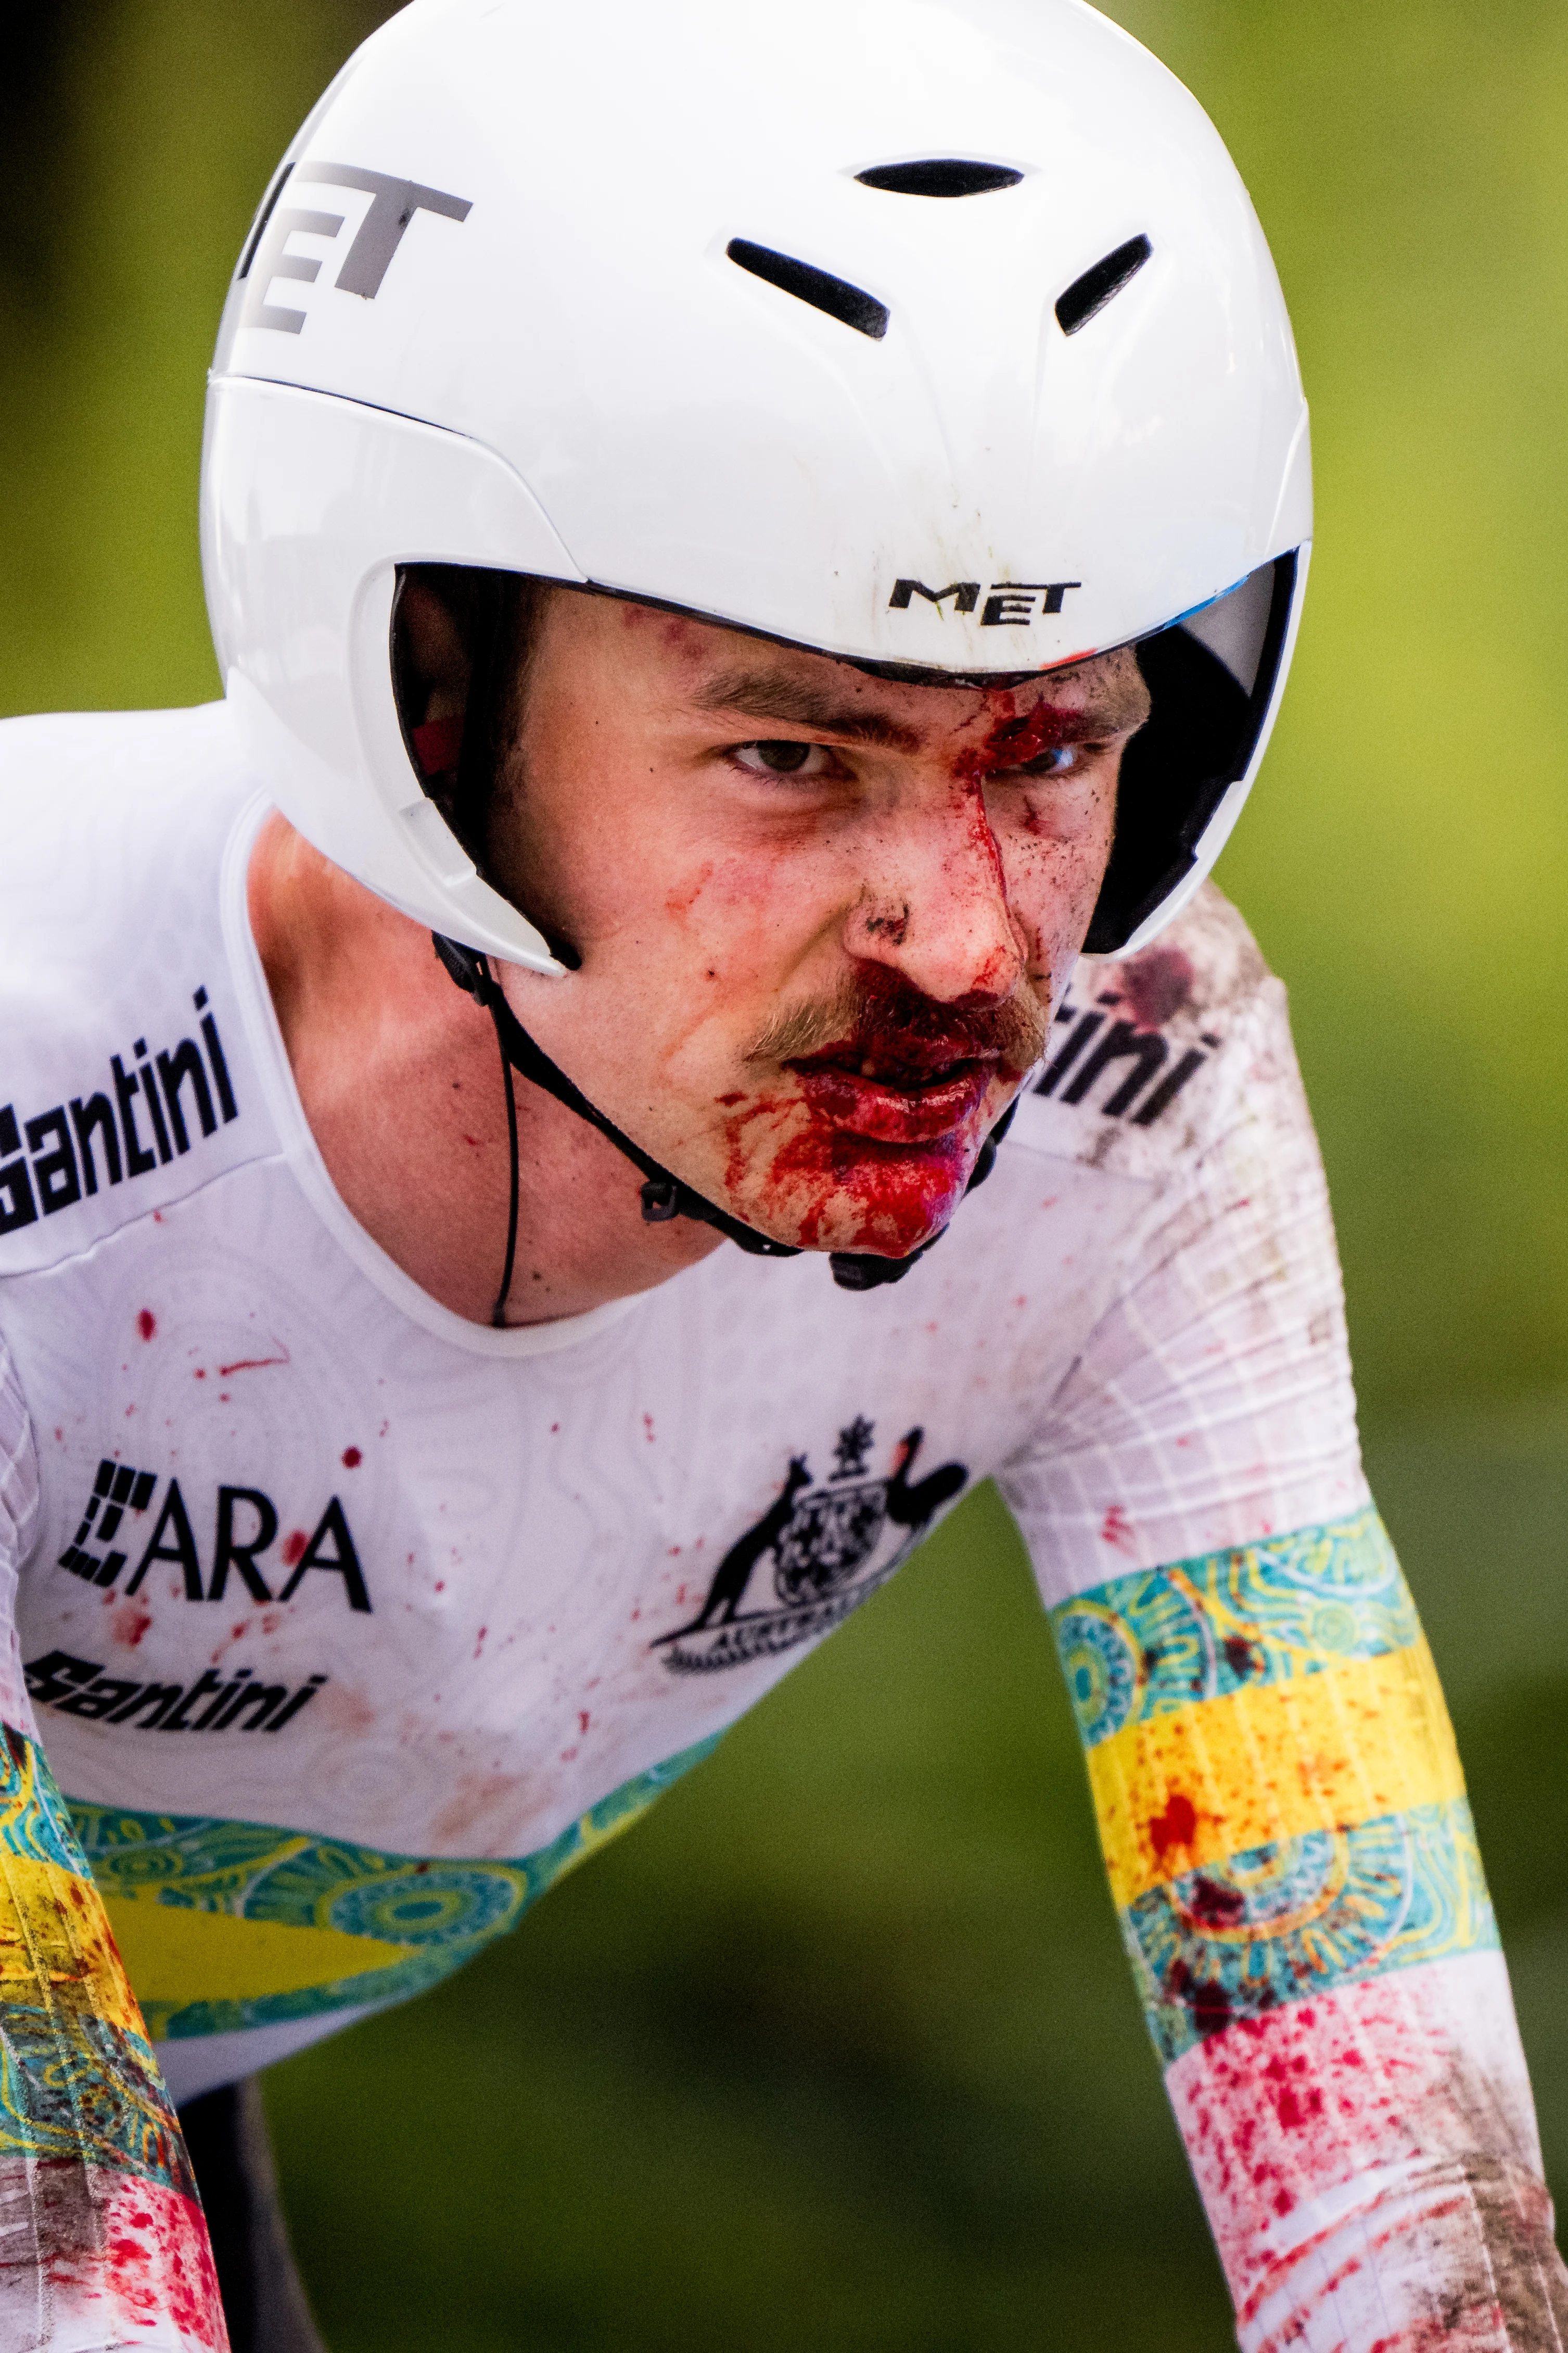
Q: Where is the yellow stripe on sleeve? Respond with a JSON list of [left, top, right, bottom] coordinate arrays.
[[1086, 1634, 1464, 1909], [0, 1850, 146, 2035]]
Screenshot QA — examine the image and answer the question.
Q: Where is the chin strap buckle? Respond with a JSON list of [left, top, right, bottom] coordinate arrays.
[[640, 1179, 682, 1223], [432, 931, 494, 1004], [828, 1250, 906, 1291]]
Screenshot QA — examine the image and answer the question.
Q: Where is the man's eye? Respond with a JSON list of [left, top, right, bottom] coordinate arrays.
[[732, 740, 831, 777], [1003, 745, 1082, 779]]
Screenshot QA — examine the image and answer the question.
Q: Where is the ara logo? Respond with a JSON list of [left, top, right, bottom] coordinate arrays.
[[888, 578, 1081, 627], [57, 1459, 371, 1613], [654, 1417, 966, 1674], [238, 160, 472, 335], [24, 1649, 327, 1737]]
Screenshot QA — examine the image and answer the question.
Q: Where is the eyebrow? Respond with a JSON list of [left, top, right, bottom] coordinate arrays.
[[693, 672, 923, 751], [692, 667, 1145, 750]]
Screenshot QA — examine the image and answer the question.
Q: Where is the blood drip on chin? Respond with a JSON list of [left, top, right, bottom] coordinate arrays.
[[766, 1116, 973, 1255], [718, 1073, 979, 1255]]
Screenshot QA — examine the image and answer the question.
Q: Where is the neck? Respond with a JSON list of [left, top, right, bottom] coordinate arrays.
[[246, 813, 722, 1326]]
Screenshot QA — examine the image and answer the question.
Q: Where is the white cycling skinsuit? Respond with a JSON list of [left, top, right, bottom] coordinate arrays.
[[0, 706, 1562, 2349]]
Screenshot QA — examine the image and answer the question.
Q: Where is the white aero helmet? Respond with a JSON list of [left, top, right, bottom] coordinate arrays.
[[201, 0, 1310, 981]]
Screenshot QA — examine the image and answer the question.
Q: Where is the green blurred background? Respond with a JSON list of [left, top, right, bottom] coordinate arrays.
[[6, 4, 1568, 2346]]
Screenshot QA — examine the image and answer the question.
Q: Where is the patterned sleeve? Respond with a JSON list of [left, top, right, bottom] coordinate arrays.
[[0, 1342, 224, 2351], [997, 972, 1568, 2349]]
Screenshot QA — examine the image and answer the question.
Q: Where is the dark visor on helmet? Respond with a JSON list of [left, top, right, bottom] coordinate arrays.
[[1084, 551, 1299, 954]]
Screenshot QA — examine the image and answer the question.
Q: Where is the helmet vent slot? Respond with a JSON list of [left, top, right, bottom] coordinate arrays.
[[855, 159, 1022, 198], [726, 238, 888, 339], [1055, 234, 1152, 335]]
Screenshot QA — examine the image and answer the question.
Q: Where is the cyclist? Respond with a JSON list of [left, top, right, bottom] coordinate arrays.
[[1, 1, 1562, 2346]]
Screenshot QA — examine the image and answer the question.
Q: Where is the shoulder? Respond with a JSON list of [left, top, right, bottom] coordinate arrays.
[[1002, 881, 1296, 1182], [0, 700, 252, 861], [0, 703, 273, 1273], [0, 705, 259, 978], [0, 700, 259, 1031]]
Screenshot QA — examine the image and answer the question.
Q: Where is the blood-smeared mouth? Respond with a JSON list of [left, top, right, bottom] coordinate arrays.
[[785, 1045, 998, 1144], [741, 969, 1047, 1186]]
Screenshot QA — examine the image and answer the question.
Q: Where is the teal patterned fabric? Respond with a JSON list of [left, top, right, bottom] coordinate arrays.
[[0, 2007, 195, 2194], [1124, 1797, 1497, 2064], [71, 1731, 723, 2040], [1051, 1507, 1417, 1748], [0, 1726, 95, 1874]]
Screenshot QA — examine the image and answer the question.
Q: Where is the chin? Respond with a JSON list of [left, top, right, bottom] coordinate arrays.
[[731, 1131, 976, 1259]]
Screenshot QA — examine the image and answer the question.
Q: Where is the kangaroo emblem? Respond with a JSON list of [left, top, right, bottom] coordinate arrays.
[[681, 1458, 812, 1631], [655, 1421, 968, 1674]]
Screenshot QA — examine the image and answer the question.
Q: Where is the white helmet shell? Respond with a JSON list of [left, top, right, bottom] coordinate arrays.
[[201, 0, 1310, 971]]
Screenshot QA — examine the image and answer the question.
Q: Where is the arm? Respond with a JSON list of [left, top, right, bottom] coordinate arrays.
[[0, 1345, 224, 2351], [1000, 970, 1568, 2350]]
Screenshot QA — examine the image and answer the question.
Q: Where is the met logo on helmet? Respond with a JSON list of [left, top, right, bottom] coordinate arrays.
[[237, 161, 471, 336], [888, 578, 1082, 626]]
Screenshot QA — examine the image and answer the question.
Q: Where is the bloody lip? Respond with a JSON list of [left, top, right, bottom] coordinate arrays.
[[785, 1053, 997, 1144]]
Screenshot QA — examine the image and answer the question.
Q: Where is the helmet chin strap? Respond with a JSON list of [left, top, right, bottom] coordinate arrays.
[[431, 933, 1015, 1311]]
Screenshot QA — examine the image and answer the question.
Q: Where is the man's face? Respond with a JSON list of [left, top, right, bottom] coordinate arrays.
[[489, 591, 1149, 1257]]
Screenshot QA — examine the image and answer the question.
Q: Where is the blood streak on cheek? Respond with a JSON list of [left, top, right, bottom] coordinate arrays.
[[959, 793, 1012, 974], [664, 862, 715, 921], [951, 699, 1086, 986]]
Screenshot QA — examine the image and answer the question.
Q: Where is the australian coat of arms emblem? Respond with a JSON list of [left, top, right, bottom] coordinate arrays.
[[654, 1418, 967, 1674]]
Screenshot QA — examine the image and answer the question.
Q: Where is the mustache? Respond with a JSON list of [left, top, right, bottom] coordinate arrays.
[[746, 969, 1049, 1078]]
